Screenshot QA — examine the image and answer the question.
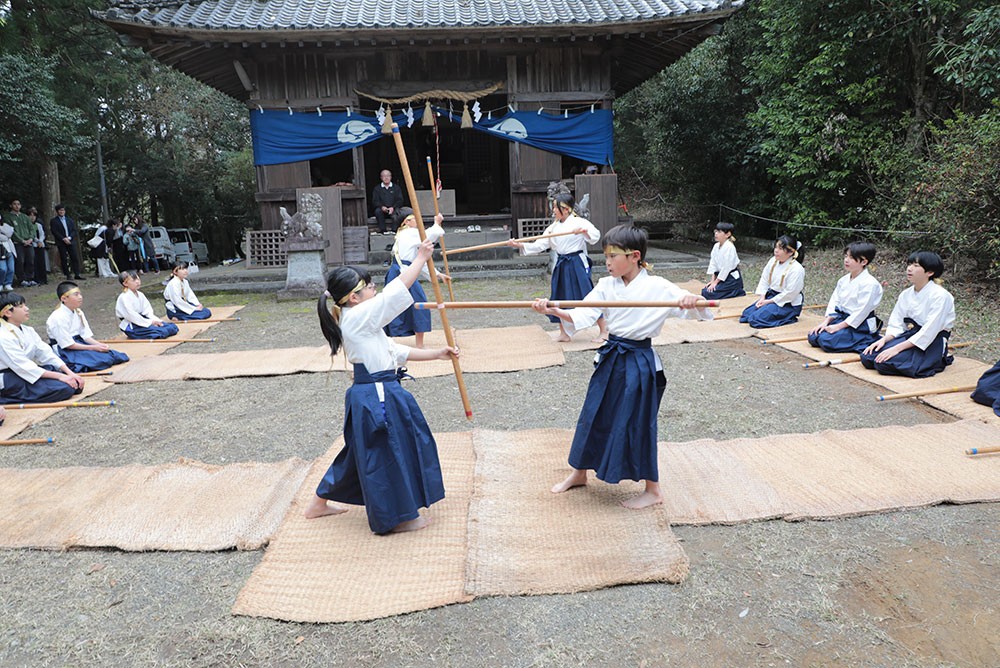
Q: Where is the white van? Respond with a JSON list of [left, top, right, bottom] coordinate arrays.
[[167, 228, 209, 264], [149, 226, 176, 265]]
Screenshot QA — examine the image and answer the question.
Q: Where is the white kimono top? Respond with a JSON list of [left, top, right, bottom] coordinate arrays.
[[566, 269, 715, 343], [519, 214, 601, 269], [754, 257, 805, 307], [46, 304, 94, 348], [391, 223, 445, 281], [116, 290, 158, 331], [0, 321, 65, 384], [341, 279, 414, 374], [163, 276, 201, 315], [885, 281, 955, 350], [824, 269, 883, 330], [706, 240, 741, 282]]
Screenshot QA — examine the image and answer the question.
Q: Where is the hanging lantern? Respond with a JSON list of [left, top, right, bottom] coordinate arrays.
[[422, 100, 434, 126], [381, 106, 393, 134]]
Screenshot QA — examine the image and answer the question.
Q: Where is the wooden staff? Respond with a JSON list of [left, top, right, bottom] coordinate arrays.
[[716, 303, 825, 320], [392, 123, 472, 420], [426, 156, 455, 302], [443, 230, 579, 256], [172, 317, 241, 323], [1, 437, 55, 446], [803, 341, 978, 369], [97, 338, 215, 343], [415, 299, 719, 310], [876, 385, 976, 401], [966, 445, 1000, 456], [761, 334, 810, 344], [79, 370, 113, 377], [4, 400, 116, 410]]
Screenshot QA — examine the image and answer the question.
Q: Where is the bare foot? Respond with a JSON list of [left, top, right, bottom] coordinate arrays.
[[592, 331, 609, 343], [551, 469, 588, 493], [621, 490, 662, 509], [554, 333, 572, 343], [303, 495, 349, 519], [391, 515, 429, 533]]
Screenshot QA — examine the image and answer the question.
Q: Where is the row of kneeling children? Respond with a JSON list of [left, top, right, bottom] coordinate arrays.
[[0, 260, 211, 404]]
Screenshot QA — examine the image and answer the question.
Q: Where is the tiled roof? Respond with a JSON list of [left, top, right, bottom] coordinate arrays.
[[103, 0, 740, 31]]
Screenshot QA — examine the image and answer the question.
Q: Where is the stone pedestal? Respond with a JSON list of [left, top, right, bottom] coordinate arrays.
[[277, 237, 329, 301]]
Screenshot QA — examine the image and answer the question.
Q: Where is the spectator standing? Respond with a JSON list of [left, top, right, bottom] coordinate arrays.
[[49, 204, 84, 280], [7, 199, 35, 287]]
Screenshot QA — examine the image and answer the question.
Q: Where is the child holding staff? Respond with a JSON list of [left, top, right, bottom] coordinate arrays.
[[46, 281, 130, 372], [115, 270, 179, 339], [702, 221, 745, 299], [510, 193, 608, 342], [305, 238, 458, 534], [861, 251, 955, 378], [0, 292, 84, 404], [740, 234, 805, 328], [807, 242, 883, 352], [532, 225, 713, 509], [163, 260, 212, 320], [383, 208, 448, 349]]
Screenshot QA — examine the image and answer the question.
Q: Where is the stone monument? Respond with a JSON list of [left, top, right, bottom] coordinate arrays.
[[277, 192, 329, 300]]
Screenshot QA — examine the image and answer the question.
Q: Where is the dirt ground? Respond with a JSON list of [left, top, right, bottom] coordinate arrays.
[[0, 258, 997, 667]]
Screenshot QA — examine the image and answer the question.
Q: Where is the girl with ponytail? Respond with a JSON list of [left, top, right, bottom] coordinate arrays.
[[306, 238, 459, 534]]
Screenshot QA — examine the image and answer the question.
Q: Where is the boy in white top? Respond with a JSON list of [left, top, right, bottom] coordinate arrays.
[[46, 281, 129, 372], [115, 270, 179, 339], [807, 242, 883, 352], [0, 292, 84, 403]]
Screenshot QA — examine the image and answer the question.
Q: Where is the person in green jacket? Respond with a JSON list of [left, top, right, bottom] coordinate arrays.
[[6, 199, 35, 288]]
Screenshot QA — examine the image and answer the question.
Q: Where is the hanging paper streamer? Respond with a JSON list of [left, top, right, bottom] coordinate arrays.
[[472, 100, 482, 123], [405, 105, 415, 128]]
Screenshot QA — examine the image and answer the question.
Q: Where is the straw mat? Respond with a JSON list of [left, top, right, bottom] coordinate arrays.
[[0, 457, 308, 550], [0, 305, 245, 440], [233, 432, 476, 623], [109, 325, 564, 382], [466, 428, 689, 596], [777, 339, 998, 423], [662, 420, 1000, 524]]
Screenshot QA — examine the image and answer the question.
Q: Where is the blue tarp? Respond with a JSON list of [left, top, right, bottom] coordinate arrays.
[[250, 107, 613, 167]]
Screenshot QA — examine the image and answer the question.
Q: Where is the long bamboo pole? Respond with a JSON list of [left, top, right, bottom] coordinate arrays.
[[97, 338, 215, 343], [444, 230, 579, 256], [391, 123, 473, 420], [966, 445, 1000, 456], [876, 385, 976, 401], [803, 341, 977, 369], [172, 317, 241, 323], [4, 400, 116, 410], [0, 437, 55, 446], [426, 157, 456, 302], [79, 370, 113, 377], [415, 299, 719, 310]]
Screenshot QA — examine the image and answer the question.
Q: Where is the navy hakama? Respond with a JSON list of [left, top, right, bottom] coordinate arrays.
[[547, 251, 595, 323], [383, 261, 431, 336], [55, 336, 130, 372], [860, 319, 953, 377], [568, 335, 665, 483], [123, 322, 179, 339], [740, 290, 802, 328], [315, 365, 444, 534], [970, 360, 1000, 416], [0, 366, 81, 404], [166, 307, 212, 321], [807, 309, 882, 353], [701, 272, 745, 300]]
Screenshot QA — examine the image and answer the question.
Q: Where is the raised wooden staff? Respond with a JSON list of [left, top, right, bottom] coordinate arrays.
[[392, 123, 472, 420], [803, 340, 978, 369], [97, 338, 215, 343], [443, 230, 579, 256], [415, 299, 720, 310], [876, 385, 976, 401], [173, 317, 241, 323], [426, 156, 455, 302], [5, 400, 116, 410], [1, 437, 55, 446], [966, 445, 1000, 456]]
